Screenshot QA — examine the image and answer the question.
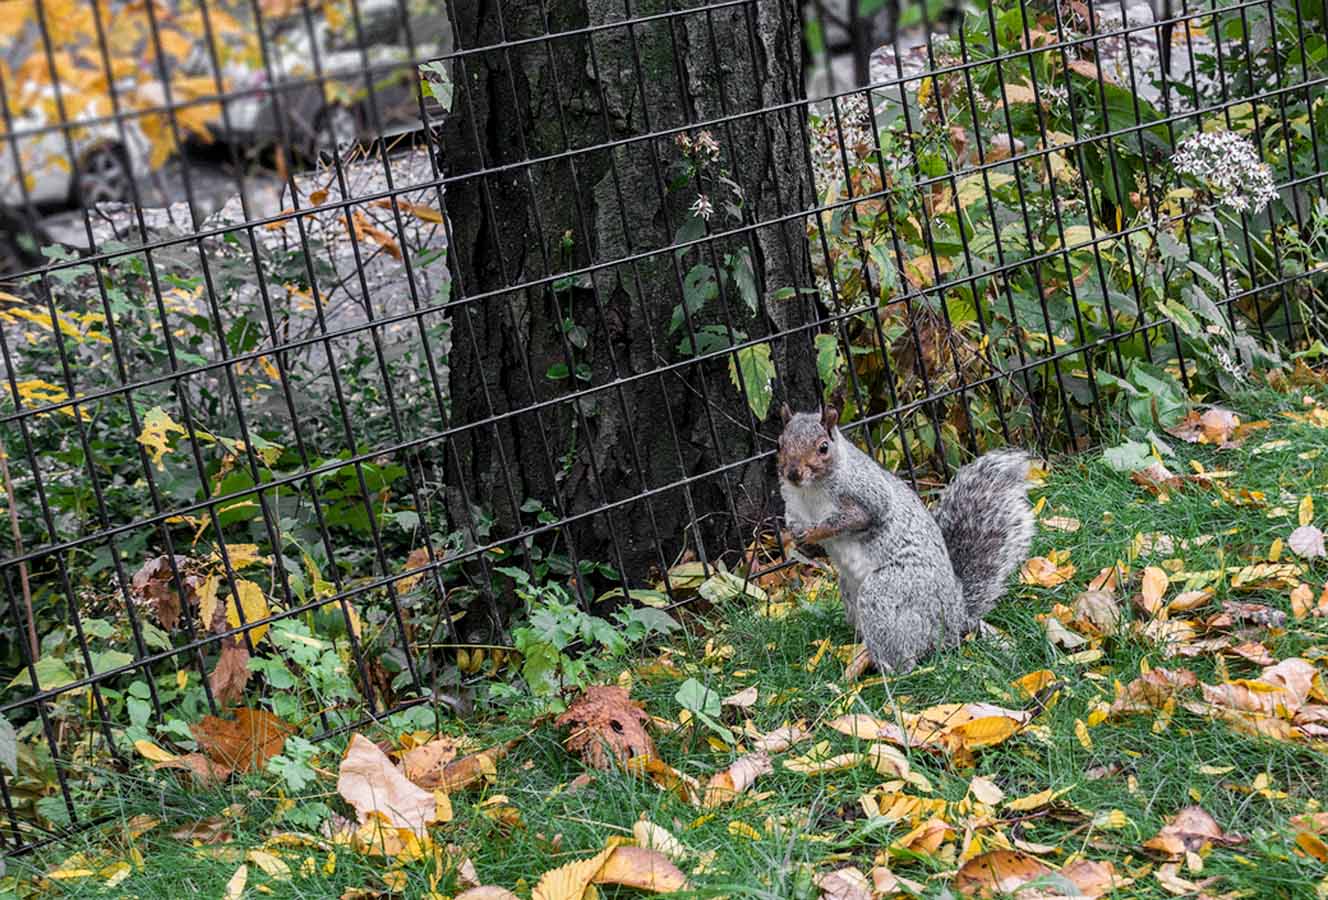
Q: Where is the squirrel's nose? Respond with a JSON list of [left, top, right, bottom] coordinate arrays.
[[786, 467, 801, 484]]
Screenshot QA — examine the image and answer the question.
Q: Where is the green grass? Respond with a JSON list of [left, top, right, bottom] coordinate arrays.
[[9, 385, 1328, 899]]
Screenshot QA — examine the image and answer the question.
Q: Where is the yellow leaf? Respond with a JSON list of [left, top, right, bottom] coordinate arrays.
[[1074, 719, 1093, 750], [531, 846, 615, 900], [197, 575, 220, 628], [138, 407, 187, 469], [228, 580, 271, 644], [223, 864, 248, 900], [1299, 495, 1314, 527], [245, 849, 291, 881], [134, 740, 177, 763], [1005, 786, 1072, 812], [727, 821, 761, 840]]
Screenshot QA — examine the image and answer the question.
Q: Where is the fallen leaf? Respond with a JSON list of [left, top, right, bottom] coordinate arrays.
[[592, 846, 689, 893], [1139, 566, 1170, 616], [337, 734, 440, 836], [953, 850, 1051, 895], [816, 866, 872, 900], [968, 776, 1005, 806], [246, 849, 291, 881], [556, 685, 656, 769], [1167, 407, 1240, 445], [425, 740, 520, 791], [1110, 668, 1198, 716], [1022, 555, 1076, 588], [192, 708, 293, 774], [869, 866, 926, 895], [154, 752, 232, 787], [1074, 589, 1122, 635], [1066, 57, 1113, 83], [721, 686, 757, 709], [531, 846, 616, 900], [1289, 525, 1325, 559], [399, 736, 459, 784], [751, 723, 809, 753], [702, 751, 771, 807], [1143, 806, 1244, 859], [455, 889, 521, 900], [633, 818, 687, 860], [223, 864, 247, 900]]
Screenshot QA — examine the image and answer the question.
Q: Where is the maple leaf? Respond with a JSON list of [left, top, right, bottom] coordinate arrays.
[[191, 707, 293, 774], [556, 685, 656, 769], [209, 641, 251, 707], [137, 406, 187, 469]]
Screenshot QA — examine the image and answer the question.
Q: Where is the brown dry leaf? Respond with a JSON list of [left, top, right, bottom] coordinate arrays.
[[1228, 641, 1276, 666], [1060, 859, 1123, 897], [1066, 57, 1112, 83], [427, 740, 519, 792], [869, 866, 926, 895], [556, 685, 656, 770], [953, 850, 1051, 896], [1139, 566, 1170, 616], [890, 816, 953, 856], [721, 686, 758, 709], [1289, 525, 1326, 559], [592, 846, 689, 893], [209, 641, 251, 707], [172, 816, 232, 844], [1073, 589, 1122, 635], [336, 733, 440, 836], [348, 210, 403, 260], [455, 889, 521, 900], [1214, 599, 1287, 628], [815, 866, 872, 900], [153, 752, 232, 787], [702, 751, 772, 807], [399, 736, 459, 784], [1290, 583, 1317, 619], [751, 723, 809, 753], [1168, 588, 1213, 613], [1109, 668, 1198, 717], [531, 846, 615, 900], [627, 755, 702, 806], [1201, 657, 1317, 718], [1167, 408, 1240, 445], [826, 714, 892, 741], [1132, 461, 1186, 496], [1143, 806, 1244, 859], [1021, 555, 1076, 588], [397, 547, 434, 593], [192, 708, 294, 774], [131, 555, 196, 631]]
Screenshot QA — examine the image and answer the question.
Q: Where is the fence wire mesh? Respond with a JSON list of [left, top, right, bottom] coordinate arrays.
[[1, 0, 1326, 853]]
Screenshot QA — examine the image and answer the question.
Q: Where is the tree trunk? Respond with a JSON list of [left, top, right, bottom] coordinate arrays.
[[440, 0, 818, 601]]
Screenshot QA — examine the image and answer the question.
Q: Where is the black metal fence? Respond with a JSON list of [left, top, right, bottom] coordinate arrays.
[[1, 0, 1326, 853]]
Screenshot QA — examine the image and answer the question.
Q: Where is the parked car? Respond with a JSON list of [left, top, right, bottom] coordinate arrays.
[[1, 29, 155, 212], [189, 0, 451, 160]]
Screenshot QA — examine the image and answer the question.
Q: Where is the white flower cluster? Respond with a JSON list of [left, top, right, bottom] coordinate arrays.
[[808, 92, 912, 194], [1171, 129, 1278, 214]]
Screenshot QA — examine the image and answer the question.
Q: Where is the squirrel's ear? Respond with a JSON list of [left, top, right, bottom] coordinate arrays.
[[780, 403, 793, 425], [821, 403, 840, 433]]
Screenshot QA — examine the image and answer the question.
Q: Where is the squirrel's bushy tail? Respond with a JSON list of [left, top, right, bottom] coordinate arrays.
[[932, 449, 1035, 621]]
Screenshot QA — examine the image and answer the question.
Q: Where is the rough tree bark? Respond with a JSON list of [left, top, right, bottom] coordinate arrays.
[[440, 0, 818, 595]]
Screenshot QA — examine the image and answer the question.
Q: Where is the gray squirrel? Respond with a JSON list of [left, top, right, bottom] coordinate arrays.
[[777, 400, 1035, 674]]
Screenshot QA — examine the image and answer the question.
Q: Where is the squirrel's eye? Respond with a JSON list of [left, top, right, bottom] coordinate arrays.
[[818, 441, 829, 455]]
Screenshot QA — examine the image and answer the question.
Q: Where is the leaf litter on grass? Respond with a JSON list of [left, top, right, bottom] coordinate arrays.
[[28, 380, 1328, 899]]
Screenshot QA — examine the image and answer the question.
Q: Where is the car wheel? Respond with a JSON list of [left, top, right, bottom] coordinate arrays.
[[314, 104, 360, 161], [73, 144, 133, 208]]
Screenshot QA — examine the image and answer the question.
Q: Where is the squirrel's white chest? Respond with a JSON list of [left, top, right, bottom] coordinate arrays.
[[781, 481, 876, 592]]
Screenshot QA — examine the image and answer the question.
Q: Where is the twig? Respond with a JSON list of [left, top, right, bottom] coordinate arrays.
[[0, 435, 37, 661]]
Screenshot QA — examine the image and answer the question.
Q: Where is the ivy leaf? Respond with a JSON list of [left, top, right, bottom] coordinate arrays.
[[726, 249, 759, 315], [728, 343, 775, 421]]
